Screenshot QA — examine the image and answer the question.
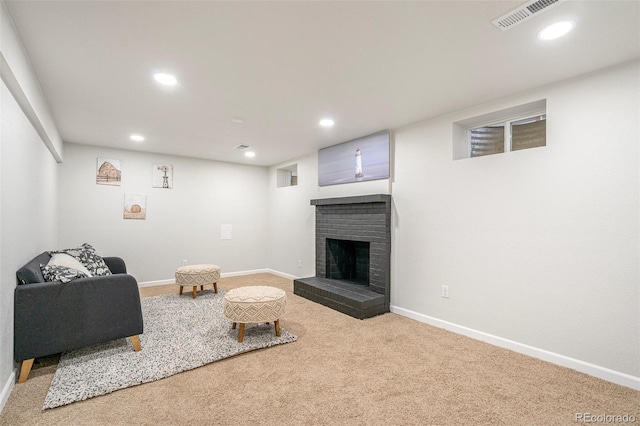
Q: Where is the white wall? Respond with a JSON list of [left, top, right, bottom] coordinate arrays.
[[267, 151, 391, 278], [0, 1, 60, 410], [267, 154, 317, 278], [57, 143, 269, 283], [391, 61, 639, 380], [0, 80, 59, 409]]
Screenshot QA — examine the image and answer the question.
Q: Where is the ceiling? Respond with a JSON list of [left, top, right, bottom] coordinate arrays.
[[4, 1, 639, 166]]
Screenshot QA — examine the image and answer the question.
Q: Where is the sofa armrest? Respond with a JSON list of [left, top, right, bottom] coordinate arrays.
[[16, 252, 51, 284], [14, 273, 143, 362], [103, 257, 127, 274]]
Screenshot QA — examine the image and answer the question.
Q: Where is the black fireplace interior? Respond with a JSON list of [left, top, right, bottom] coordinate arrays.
[[326, 239, 370, 285]]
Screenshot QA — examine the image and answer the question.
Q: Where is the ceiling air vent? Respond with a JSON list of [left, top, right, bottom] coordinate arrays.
[[492, 0, 564, 31], [234, 144, 251, 150]]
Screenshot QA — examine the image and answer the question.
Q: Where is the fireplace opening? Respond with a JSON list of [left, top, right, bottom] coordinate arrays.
[[326, 239, 370, 285]]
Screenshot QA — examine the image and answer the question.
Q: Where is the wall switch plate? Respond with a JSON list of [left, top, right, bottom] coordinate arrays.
[[441, 285, 449, 298], [297, 260, 302, 268], [182, 259, 187, 266]]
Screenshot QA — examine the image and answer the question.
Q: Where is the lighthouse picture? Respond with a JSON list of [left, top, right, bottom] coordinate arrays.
[[318, 130, 390, 186], [355, 148, 363, 179]]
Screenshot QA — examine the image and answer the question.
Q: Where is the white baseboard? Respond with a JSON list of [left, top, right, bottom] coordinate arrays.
[[137, 278, 174, 288], [265, 269, 299, 280], [0, 369, 15, 415], [221, 269, 270, 278], [391, 305, 640, 391], [137, 269, 296, 288]]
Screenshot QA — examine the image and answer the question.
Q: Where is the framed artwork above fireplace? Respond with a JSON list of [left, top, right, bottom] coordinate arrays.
[[318, 130, 390, 186]]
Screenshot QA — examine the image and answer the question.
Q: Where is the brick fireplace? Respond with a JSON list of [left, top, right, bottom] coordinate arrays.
[[293, 194, 391, 319]]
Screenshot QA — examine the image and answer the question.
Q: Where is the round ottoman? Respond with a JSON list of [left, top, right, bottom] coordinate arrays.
[[223, 286, 287, 342], [175, 264, 220, 299]]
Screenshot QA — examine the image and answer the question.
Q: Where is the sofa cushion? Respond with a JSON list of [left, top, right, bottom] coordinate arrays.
[[40, 264, 89, 283], [51, 243, 112, 277], [48, 253, 93, 277]]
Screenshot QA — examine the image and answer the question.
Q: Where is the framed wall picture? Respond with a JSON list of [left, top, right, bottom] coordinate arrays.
[[123, 193, 147, 220], [96, 158, 122, 186], [153, 164, 173, 189], [318, 130, 390, 186]]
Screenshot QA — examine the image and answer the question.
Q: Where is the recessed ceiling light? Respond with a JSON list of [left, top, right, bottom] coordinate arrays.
[[232, 116, 245, 123], [244, 151, 256, 158], [319, 118, 335, 127], [153, 73, 177, 86], [130, 134, 145, 142], [538, 21, 575, 41]]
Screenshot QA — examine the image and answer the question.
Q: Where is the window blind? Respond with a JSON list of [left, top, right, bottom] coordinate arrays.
[[470, 125, 505, 157], [511, 117, 546, 151]]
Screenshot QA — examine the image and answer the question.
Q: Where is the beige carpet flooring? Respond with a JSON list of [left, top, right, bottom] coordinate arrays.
[[1, 273, 637, 425]]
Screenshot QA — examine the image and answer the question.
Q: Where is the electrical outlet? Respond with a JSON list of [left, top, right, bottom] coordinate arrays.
[[441, 285, 449, 298], [297, 259, 302, 268], [182, 259, 187, 266]]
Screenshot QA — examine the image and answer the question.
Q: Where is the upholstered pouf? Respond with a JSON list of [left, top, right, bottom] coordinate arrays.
[[175, 264, 220, 299], [223, 286, 287, 342]]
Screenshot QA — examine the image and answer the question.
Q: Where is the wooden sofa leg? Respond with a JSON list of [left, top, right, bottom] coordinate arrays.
[[130, 335, 142, 352], [18, 358, 34, 383]]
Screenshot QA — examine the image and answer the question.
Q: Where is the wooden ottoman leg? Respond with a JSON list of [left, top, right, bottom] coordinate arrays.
[[275, 319, 281, 337], [179, 286, 184, 295], [192, 286, 197, 299], [213, 282, 218, 293], [232, 322, 237, 329], [200, 285, 204, 291], [238, 323, 245, 343]]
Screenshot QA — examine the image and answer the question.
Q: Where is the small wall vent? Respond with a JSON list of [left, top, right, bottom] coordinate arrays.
[[492, 0, 564, 31]]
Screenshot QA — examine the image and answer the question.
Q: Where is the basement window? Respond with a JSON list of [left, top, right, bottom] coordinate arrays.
[[453, 99, 546, 160], [277, 164, 298, 187]]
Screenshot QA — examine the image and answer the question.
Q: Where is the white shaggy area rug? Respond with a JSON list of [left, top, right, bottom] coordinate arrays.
[[43, 290, 296, 409]]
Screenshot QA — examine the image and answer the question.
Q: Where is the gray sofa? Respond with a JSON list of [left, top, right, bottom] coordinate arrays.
[[14, 252, 144, 383]]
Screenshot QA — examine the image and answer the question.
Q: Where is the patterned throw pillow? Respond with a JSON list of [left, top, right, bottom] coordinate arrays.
[[40, 264, 89, 283], [50, 243, 112, 277], [48, 253, 93, 277]]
